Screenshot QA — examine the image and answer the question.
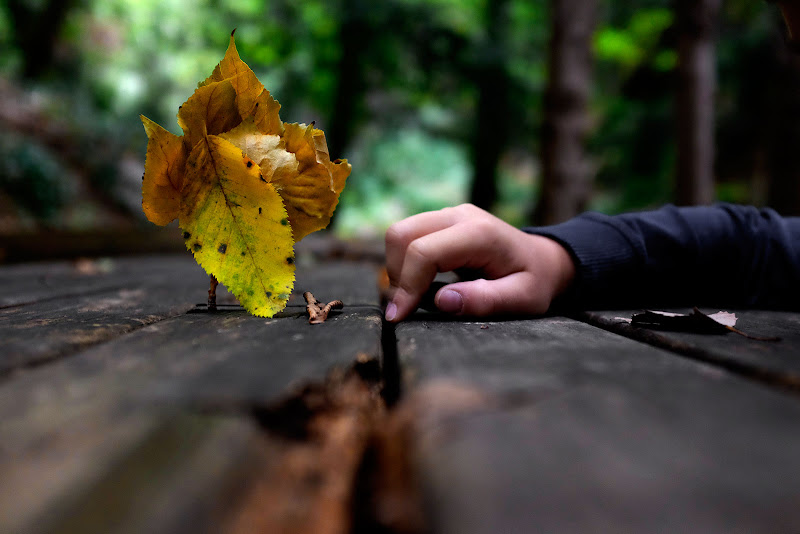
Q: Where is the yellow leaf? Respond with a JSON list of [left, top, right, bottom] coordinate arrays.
[[180, 135, 295, 317], [282, 122, 319, 172], [140, 33, 350, 317], [252, 90, 283, 136], [278, 123, 351, 241], [329, 156, 351, 201], [177, 78, 241, 150], [221, 119, 299, 185], [141, 115, 187, 225], [201, 33, 283, 136]]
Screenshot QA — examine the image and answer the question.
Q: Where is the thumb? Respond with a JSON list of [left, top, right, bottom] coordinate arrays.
[[434, 272, 550, 317]]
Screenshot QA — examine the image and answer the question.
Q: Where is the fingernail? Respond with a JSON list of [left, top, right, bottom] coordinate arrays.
[[385, 301, 397, 321], [437, 289, 463, 314]]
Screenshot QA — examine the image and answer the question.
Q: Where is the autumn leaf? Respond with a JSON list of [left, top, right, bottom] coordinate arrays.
[[140, 31, 351, 317], [223, 120, 347, 242], [624, 308, 780, 341], [141, 116, 186, 225], [629, 309, 733, 334]]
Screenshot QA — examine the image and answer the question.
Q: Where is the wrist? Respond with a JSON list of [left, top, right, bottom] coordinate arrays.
[[523, 233, 576, 300]]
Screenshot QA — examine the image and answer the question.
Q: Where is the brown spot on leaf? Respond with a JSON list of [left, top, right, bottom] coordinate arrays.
[[183, 231, 191, 239], [193, 243, 202, 251], [258, 207, 262, 214], [280, 218, 288, 226], [246, 160, 253, 168], [218, 243, 228, 253], [287, 257, 294, 265]]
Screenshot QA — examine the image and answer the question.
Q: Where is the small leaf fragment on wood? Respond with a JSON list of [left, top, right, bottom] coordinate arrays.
[[624, 307, 780, 341], [304, 291, 343, 324]]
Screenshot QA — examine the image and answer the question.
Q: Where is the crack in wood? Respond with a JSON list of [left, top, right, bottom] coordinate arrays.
[[218, 339, 430, 534], [216, 355, 396, 534]]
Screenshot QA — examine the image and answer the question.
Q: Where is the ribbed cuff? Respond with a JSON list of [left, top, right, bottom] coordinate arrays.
[[523, 213, 645, 307]]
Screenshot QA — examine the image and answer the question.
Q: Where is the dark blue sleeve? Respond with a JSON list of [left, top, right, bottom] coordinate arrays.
[[524, 204, 800, 309]]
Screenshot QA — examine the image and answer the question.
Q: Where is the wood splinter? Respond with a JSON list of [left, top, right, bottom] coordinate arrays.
[[304, 291, 343, 324], [208, 274, 219, 311]]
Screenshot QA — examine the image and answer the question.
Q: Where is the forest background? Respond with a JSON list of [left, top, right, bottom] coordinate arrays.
[[0, 0, 797, 261]]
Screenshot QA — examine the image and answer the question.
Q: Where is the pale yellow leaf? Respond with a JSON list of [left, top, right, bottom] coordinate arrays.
[[179, 134, 295, 317]]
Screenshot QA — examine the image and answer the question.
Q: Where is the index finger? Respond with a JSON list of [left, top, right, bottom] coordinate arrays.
[[385, 207, 462, 283], [387, 221, 498, 322]]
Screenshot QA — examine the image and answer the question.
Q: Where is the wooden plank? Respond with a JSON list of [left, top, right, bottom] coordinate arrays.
[[0, 254, 380, 309], [0, 255, 201, 309], [580, 309, 800, 389], [12, 413, 260, 534], [0, 258, 380, 374], [392, 315, 800, 533], [0, 277, 205, 373], [290, 260, 381, 307], [0, 307, 382, 460], [0, 305, 382, 532]]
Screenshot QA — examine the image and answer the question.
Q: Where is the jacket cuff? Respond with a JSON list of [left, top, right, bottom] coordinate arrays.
[[523, 213, 644, 308]]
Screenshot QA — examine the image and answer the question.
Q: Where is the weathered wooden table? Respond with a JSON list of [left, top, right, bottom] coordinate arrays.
[[3, 251, 800, 534]]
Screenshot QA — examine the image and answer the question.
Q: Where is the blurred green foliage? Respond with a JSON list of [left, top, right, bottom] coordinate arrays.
[[0, 0, 788, 236], [0, 136, 68, 220]]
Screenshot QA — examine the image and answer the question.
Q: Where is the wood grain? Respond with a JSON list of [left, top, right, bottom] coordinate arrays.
[[0, 258, 380, 374], [393, 313, 800, 533], [0, 302, 381, 533], [580, 308, 800, 389]]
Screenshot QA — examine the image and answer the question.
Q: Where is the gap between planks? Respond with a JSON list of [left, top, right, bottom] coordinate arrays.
[[214, 318, 425, 534], [571, 311, 800, 395]]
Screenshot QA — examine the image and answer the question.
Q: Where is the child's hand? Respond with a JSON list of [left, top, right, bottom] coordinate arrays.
[[384, 203, 576, 322]]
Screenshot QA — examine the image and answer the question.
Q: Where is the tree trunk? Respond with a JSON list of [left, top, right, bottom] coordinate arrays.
[[6, 0, 77, 80], [765, 32, 800, 215], [674, 0, 721, 205], [325, 0, 369, 159], [535, 0, 596, 225], [468, 0, 510, 212]]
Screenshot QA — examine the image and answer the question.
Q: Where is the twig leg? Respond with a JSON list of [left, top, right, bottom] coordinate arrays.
[[208, 274, 219, 312]]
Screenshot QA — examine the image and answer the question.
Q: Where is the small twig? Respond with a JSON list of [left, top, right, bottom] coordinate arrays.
[[208, 274, 219, 312], [724, 325, 781, 342], [304, 291, 343, 324]]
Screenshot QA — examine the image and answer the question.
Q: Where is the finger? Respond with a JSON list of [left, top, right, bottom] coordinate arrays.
[[434, 272, 550, 317], [385, 207, 463, 283], [386, 210, 460, 282], [387, 222, 498, 321]]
